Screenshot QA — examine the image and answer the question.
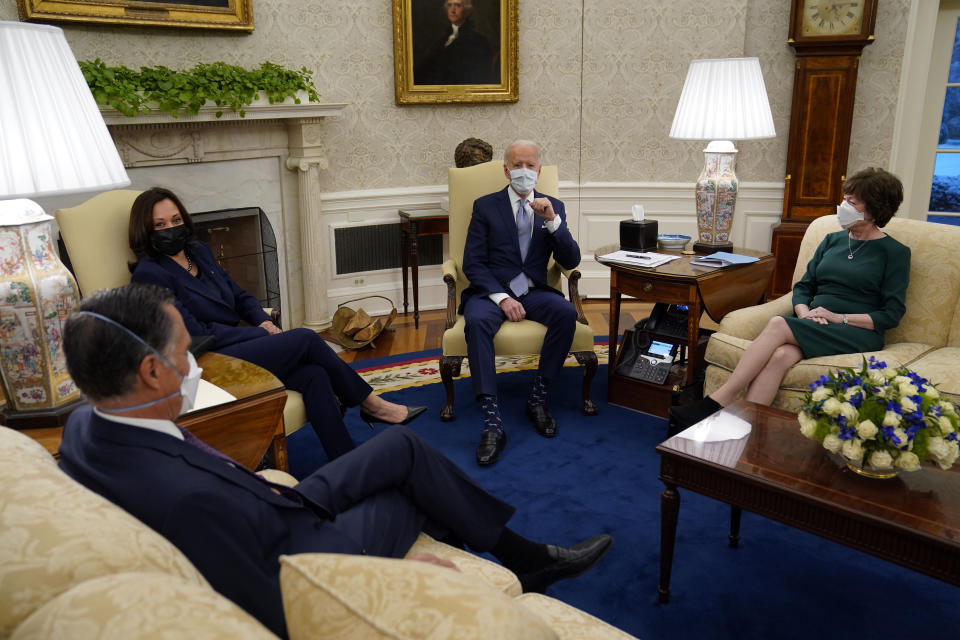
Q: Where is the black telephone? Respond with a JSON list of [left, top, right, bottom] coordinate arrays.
[[646, 303, 689, 340], [614, 328, 677, 384]]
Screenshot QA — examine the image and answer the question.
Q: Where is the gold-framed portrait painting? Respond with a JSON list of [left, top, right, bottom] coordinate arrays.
[[393, 0, 518, 105], [16, 0, 255, 32]]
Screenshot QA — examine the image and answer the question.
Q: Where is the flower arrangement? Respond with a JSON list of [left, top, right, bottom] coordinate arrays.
[[799, 357, 960, 475]]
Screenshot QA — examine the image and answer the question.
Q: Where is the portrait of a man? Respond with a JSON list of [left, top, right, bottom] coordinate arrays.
[[413, 0, 500, 85]]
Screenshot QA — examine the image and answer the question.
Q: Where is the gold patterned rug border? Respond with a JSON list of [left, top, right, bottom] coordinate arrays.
[[359, 344, 609, 394]]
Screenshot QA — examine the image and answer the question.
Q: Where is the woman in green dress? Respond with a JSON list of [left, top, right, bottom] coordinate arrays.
[[670, 167, 911, 428]]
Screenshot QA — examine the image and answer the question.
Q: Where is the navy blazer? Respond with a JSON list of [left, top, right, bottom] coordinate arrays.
[[58, 407, 363, 637], [131, 242, 270, 349], [460, 187, 581, 312]]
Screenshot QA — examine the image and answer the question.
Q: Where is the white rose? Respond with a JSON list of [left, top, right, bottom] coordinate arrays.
[[811, 387, 832, 402], [939, 401, 957, 416], [882, 367, 898, 379], [822, 398, 842, 417], [894, 451, 920, 472], [840, 403, 860, 423], [867, 450, 894, 470], [928, 437, 951, 461], [822, 434, 843, 453], [899, 396, 917, 413], [798, 412, 818, 439], [926, 386, 940, 400], [841, 439, 863, 463], [882, 411, 901, 428], [898, 383, 919, 397], [939, 416, 955, 436], [844, 386, 862, 401], [941, 441, 960, 470], [868, 370, 886, 386], [893, 375, 912, 386], [856, 420, 878, 440]]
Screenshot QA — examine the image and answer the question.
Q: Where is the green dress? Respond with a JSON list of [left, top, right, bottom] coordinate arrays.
[[785, 231, 911, 358]]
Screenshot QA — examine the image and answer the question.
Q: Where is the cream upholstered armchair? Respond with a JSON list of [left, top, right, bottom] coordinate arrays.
[[54, 190, 308, 442], [439, 160, 598, 420]]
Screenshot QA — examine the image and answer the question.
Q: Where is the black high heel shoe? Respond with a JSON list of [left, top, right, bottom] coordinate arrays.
[[359, 405, 427, 429]]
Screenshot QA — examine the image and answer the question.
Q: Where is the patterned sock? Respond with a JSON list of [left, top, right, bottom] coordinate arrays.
[[527, 374, 550, 408], [479, 394, 503, 435]]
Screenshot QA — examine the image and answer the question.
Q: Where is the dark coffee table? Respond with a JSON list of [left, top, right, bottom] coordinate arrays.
[[656, 400, 960, 603]]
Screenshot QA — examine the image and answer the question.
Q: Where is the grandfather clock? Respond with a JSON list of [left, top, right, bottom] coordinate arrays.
[[768, 0, 879, 297]]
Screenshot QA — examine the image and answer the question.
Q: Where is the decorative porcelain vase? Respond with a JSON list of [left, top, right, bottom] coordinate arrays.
[[0, 199, 81, 412], [694, 144, 738, 251]]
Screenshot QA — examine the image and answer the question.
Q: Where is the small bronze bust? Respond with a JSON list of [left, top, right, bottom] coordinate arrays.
[[454, 138, 493, 168]]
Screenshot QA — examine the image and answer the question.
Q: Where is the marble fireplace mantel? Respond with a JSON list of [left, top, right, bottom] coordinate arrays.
[[101, 99, 347, 331]]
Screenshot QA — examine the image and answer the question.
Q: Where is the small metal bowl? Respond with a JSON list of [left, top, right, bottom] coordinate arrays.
[[657, 234, 691, 250]]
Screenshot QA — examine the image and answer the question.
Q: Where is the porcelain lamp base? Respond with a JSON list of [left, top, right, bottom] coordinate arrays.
[[0, 199, 82, 416], [694, 140, 739, 251]]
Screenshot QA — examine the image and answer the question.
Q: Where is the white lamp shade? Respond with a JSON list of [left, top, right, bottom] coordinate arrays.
[[669, 57, 776, 141], [0, 21, 129, 200]]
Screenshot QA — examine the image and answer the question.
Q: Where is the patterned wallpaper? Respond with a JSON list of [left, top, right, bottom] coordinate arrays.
[[1, 0, 910, 190]]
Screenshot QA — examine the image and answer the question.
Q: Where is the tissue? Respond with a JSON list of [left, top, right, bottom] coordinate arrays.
[[631, 204, 645, 221]]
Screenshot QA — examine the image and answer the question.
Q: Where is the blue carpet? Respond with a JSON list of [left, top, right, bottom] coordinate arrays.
[[287, 365, 960, 640]]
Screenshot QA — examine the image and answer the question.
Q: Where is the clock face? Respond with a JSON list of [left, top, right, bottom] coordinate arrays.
[[801, 1, 865, 37]]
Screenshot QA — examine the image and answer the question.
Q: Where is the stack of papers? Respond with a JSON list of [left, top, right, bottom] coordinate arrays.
[[598, 250, 681, 269], [689, 251, 759, 268]]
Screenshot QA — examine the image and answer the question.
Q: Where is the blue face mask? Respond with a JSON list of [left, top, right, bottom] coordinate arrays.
[[509, 167, 538, 196], [74, 311, 202, 416]]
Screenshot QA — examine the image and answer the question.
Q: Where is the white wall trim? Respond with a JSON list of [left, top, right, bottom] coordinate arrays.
[[316, 181, 784, 316]]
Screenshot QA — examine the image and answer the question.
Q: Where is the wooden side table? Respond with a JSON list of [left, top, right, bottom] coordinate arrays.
[[596, 245, 774, 418], [399, 208, 449, 329], [15, 352, 289, 472]]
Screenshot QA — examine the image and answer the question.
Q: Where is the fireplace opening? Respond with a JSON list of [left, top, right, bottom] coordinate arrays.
[[191, 207, 280, 310]]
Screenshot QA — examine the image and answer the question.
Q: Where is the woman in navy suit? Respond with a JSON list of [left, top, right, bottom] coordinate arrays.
[[128, 187, 424, 460]]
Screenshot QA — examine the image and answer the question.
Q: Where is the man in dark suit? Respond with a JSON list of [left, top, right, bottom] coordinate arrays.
[[461, 140, 582, 466], [58, 284, 611, 639]]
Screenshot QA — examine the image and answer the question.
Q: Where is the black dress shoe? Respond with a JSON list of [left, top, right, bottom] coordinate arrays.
[[359, 405, 427, 429], [476, 430, 506, 466], [517, 534, 614, 593], [668, 396, 722, 430], [525, 403, 557, 437]]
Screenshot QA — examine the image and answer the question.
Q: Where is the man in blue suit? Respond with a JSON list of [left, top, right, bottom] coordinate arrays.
[[461, 140, 581, 465], [58, 284, 612, 638]]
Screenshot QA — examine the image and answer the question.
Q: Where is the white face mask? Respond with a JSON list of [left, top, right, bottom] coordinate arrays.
[[837, 199, 865, 229], [509, 167, 538, 195], [178, 351, 202, 414]]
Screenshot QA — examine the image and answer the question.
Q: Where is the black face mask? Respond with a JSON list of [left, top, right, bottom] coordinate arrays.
[[151, 225, 190, 256]]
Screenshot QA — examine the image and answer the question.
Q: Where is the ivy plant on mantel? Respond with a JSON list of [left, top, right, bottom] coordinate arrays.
[[81, 59, 323, 121]]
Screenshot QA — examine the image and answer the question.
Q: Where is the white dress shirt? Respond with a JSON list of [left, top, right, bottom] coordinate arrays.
[[93, 406, 184, 440]]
